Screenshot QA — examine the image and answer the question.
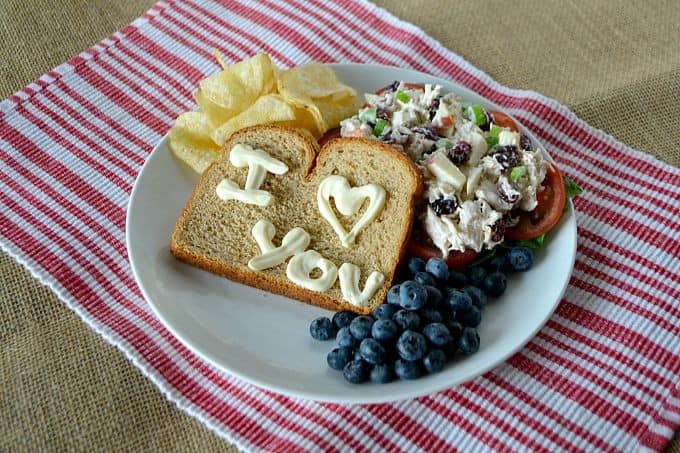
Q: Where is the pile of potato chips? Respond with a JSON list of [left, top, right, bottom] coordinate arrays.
[[169, 52, 360, 173]]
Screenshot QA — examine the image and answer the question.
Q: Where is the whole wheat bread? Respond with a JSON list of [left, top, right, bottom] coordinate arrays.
[[170, 125, 421, 314]]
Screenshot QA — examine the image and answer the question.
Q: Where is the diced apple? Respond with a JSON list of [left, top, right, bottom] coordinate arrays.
[[466, 166, 483, 197], [427, 152, 466, 190], [498, 130, 520, 147], [467, 130, 489, 165]]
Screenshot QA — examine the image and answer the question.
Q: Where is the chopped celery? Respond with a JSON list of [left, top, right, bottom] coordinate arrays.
[[358, 107, 377, 124], [465, 104, 487, 126], [510, 166, 526, 182], [486, 124, 504, 147], [488, 124, 504, 138], [373, 119, 388, 136], [396, 90, 410, 103]]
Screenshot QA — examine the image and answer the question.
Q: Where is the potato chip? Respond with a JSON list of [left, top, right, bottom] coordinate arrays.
[[213, 48, 228, 70], [168, 111, 221, 173], [170, 111, 215, 145], [199, 52, 276, 112], [228, 52, 277, 96], [278, 106, 321, 138], [169, 52, 359, 173], [276, 62, 357, 133], [311, 94, 361, 133], [168, 139, 219, 174], [194, 89, 238, 129], [211, 94, 297, 145], [280, 62, 356, 99]]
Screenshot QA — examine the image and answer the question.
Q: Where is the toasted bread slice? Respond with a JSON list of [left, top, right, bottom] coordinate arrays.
[[170, 125, 421, 314]]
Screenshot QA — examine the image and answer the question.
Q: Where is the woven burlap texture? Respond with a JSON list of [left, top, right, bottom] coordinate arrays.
[[1, 0, 678, 451]]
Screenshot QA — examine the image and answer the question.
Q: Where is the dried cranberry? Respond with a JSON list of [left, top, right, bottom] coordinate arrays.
[[429, 196, 458, 216], [490, 219, 506, 242], [428, 97, 441, 120], [492, 145, 520, 169], [448, 141, 472, 166], [412, 126, 438, 141], [520, 134, 533, 150]]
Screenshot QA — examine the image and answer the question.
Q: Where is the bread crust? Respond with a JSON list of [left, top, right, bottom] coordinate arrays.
[[170, 125, 421, 315]]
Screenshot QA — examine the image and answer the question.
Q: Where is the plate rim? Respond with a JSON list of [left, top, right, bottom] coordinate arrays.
[[126, 63, 577, 404]]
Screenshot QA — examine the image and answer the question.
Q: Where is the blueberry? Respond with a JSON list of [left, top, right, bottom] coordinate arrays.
[[487, 254, 509, 273], [422, 322, 453, 347], [419, 308, 443, 324], [349, 315, 374, 340], [343, 360, 369, 383], [445, 289, 473, 314], [372, 318, 398, 342], [394, 359, 422, 380], [458, 305, 482, 327], [387, 284, 401, 305], [359, 338, 387, 365], [438, 306, 455, 322], [482, 271, 507, 297], [327, 347, 354, 370], [467, 266, 486, 287], [336, 326, 359, 348], [407, 257, 426, 275], [508, 247, 534, 272], [423, 349, 447, 374], [424, 285, 443, 308], [332, 311, 356, 329], [448, 271, 468, 288], [444, 319, 463, 340], [370, 363, 395, 383], [309, 317, 336, 341], [442, 340, 459, 358], [384, 345, 400, 364], [373, 303, 398, 320], [392, 309, 420, 331], [463, 286, 487, 310], [414, 271, 436, 287], [396, 330, 427, 361], [399, 280, 427, 310], [459, 327, 480, 355], [425, 257, 449, 282]]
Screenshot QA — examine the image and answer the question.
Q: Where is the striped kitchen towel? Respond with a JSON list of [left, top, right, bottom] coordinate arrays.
[[1, 0, 679, 451]]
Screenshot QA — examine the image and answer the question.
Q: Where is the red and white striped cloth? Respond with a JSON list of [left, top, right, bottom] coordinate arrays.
[[2, 1, 679, 450]]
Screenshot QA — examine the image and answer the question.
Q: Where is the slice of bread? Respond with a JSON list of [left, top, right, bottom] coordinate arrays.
[[170, 125, 421, 314]]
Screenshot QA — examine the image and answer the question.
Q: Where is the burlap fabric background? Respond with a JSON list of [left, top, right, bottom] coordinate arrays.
[[1, 1, 678, 451]]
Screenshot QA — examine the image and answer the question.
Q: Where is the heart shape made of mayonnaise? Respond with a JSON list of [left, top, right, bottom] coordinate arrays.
[[317, 175, 387, 248]]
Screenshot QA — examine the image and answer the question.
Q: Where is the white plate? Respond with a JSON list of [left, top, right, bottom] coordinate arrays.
[[126, 64, 576, 404]]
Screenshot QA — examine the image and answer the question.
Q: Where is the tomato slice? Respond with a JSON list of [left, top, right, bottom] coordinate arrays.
[[488, 110, 519, 132], [505, 163, 566, 241], [407, 228, 478, 271]]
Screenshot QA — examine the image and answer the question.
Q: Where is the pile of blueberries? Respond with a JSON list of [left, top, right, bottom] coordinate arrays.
[[309, 246, 534, 384]]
